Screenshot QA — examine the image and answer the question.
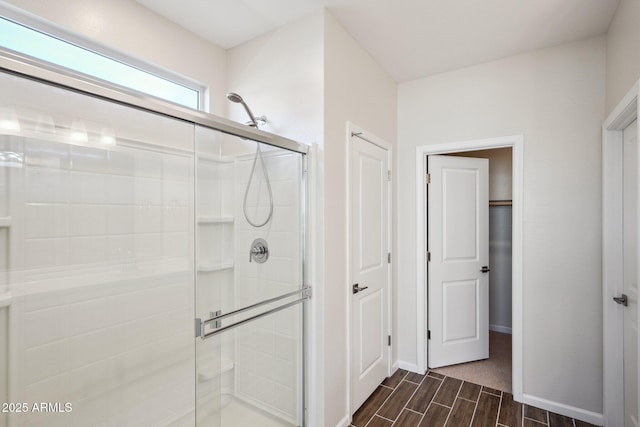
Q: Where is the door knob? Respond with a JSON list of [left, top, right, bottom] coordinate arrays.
[[613, 294, 628, 306], [353, 283, 369, 294], [481, 266, 490, 273]]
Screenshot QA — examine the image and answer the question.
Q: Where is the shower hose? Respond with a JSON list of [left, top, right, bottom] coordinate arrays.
[[243, 142, 273, 227]]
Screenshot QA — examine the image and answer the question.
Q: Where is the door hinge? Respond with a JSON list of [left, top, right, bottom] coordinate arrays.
[[427, 330, 431, 340], [426, 173, 431, 184], [388, 252, 391, 263], [427, 251, 431, 262], [388, 335, 391, 346], [388, 170, 392, 181]]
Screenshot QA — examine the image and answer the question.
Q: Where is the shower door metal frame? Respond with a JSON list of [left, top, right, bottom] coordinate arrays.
[[0, 49, 308, 155], [0, 48, 311, 427]]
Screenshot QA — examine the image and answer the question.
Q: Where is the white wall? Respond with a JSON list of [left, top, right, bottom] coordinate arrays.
[[323, 10, 397, 426], [398, 37, 606, 414], [226, 12, 324, 146], [3, 0, 228, 115], [606, 0, 640, 115]]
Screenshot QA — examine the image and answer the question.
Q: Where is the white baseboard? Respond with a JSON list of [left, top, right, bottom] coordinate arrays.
[[397, 361, 421, 374], [392, 360, 400, 373], [522, 394, 603, 426], [489, 324, 512, 334], [335, 414, 350, 427]]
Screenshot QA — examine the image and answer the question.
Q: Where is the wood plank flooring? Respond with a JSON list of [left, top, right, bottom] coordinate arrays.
[[350, 369, 599, 427]]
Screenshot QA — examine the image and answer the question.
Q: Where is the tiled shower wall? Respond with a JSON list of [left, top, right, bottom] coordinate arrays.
[[19, 140, 192, 272], [234, 150, 303, 423], [194, 129, 236, 426], [0, 148, 8, 427], [2, 71, 196, 427], [2, 70, 306, 427]]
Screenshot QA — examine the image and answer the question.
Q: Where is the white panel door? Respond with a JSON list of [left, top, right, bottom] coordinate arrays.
[[428, 155, 489, 368], [350, 135, 389, 412], [623, 120, 639, 427]]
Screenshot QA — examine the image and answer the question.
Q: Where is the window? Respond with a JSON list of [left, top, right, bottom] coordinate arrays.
[[0, 16, 204, 110]]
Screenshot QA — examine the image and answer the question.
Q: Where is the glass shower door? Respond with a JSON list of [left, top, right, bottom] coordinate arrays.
[[194, 126, 306, 427], [1, 56, 308, 427], [0, 70, 196, 427]]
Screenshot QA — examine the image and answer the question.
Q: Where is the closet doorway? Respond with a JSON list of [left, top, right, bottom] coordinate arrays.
[[415, 135, 524, 401], [431, 148, 513, 392]]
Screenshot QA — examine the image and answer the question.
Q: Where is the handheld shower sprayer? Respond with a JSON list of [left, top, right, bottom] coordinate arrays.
[[226, 92, 267, 128], [226, 92, 273, 228]]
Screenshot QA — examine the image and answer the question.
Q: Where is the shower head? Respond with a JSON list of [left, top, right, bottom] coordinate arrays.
[[226, 92, 243, 103], [226, 92, 260, 128]]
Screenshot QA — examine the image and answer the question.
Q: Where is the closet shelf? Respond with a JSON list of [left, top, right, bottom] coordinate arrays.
[[197, 216, 234, 224], [197, 261, 234, 273]]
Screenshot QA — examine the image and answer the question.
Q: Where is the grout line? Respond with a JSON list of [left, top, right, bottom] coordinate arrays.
[[380, 384, 395, 391], [414, 377, 449, 426], [494, 391, 503, 427], [360, 384, 397, 427], [387, 377, 423, 423], [405, 371, 428, 388], [426, 371, 445, 380], [365, 371, 418, 427], [468, 389, 480, 427], [441, 376, 464, 427], [523, 416, 547, 425], [458, 396, 477, 404], [405, 407, 423, 416], [375, 414, 396, 423], [432, 401, 453, 410], [482, 388, 503, 397]]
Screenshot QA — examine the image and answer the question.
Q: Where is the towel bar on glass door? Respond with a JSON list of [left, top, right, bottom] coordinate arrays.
[[195, 286, 311, 340]]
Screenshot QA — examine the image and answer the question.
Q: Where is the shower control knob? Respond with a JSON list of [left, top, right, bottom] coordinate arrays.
[[249, 238, 269, 263]]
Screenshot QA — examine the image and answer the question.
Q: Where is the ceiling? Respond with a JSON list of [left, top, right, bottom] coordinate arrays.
[[135, 0, 620, 82]]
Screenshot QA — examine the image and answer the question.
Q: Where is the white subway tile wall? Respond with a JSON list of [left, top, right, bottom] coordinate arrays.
[[2, 72, 196, 426], [2, 71, 305, 427], [234, 150, 302, 424], [195, 128, 235, 427]]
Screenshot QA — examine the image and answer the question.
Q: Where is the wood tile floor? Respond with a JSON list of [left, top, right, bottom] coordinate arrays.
[[350, 369, 599, 427]]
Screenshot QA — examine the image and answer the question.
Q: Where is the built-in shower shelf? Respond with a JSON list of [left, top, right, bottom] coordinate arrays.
[[197, 216, 234, 224], [0, 293, 12, 308], [198, 358, 234, 382], [198, 261, 234, 273]]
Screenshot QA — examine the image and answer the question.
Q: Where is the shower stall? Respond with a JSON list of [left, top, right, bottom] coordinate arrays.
[[0, 52, 309, 427]]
